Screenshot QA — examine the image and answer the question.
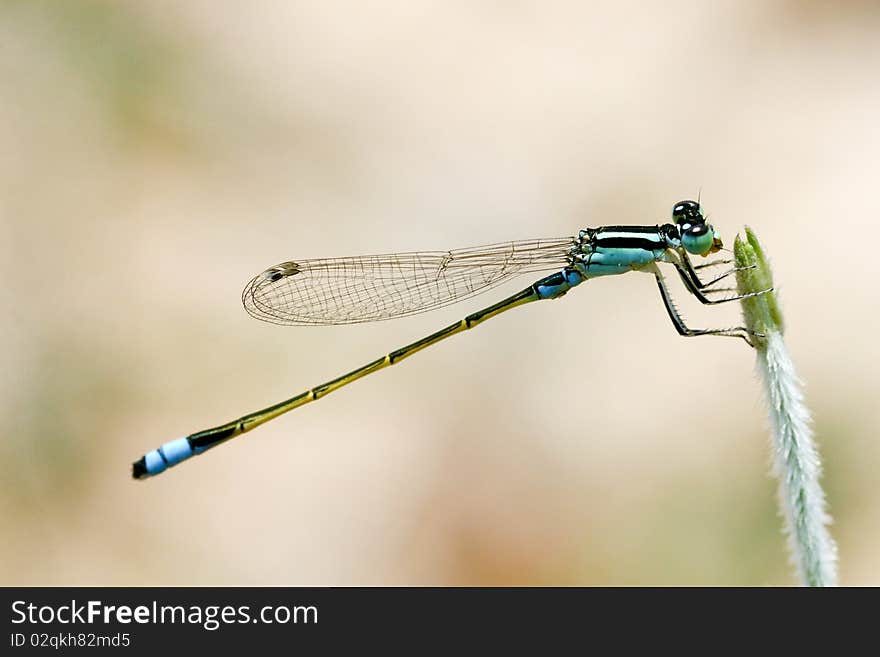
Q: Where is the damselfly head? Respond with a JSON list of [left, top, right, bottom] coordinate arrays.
[[672, 199, 703, 226], [672, 200, 721, 256]]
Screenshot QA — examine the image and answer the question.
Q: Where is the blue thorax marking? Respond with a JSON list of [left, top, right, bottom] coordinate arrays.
[[570, 224, 678, 278], [535, 223, 680, 300]]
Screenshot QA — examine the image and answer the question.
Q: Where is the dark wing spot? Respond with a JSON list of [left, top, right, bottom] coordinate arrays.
[[262, 261, 301, 282]]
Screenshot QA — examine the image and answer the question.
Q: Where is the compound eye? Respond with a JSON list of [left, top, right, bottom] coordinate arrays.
[[672, 200, 702, 226], [681, 223, 715, 255]]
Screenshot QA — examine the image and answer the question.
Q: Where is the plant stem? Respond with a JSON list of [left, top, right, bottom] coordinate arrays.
[[734, 228, 838, 586]]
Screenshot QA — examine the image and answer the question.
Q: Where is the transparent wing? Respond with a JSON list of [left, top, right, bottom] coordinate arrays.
[[242, 237, 576, 325]]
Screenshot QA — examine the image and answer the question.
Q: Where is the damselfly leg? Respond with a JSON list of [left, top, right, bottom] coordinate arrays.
[[679, 250, 756, 290], [650, 264, 761, 345], [670, 251, 771, 306]]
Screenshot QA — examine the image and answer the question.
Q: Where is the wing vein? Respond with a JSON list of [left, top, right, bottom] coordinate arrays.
[[242, 237, 576, 325]]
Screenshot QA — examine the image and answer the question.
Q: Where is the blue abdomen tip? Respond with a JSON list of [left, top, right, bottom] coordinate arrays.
[[139, 437, 193, 478]]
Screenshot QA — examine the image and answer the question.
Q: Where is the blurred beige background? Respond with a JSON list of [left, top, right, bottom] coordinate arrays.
[[1, 0, 878, 585]]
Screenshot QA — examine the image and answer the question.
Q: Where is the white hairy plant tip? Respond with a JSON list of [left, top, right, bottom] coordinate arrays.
[[735, 227, 838, 586]]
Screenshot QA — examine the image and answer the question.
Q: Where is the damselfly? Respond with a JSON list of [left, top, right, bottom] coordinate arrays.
[[133, 200, 768, 479]]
